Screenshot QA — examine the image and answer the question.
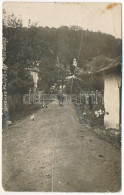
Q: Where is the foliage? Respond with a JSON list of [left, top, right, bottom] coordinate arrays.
[[3, 12, 122, 95]]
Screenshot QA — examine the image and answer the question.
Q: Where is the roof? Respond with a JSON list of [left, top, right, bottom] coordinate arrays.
[[95, 56, 122, 74], [29, 67, 39, 73]]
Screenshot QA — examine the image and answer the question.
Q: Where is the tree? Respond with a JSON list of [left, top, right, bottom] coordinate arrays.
[[3, 10, 122, 94], [3, 11, 34, 95]]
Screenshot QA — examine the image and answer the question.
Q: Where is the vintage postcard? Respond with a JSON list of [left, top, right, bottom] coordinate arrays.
[[2, 1, 122, 192]]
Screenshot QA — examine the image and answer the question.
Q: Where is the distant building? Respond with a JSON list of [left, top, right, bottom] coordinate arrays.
[[29, 67, 39, 93], [73, 58, 77, 67], [96, 56, 122, 130]]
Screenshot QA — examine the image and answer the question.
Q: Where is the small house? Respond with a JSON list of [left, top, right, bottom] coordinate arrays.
[[96, 56, 122, 130], [29, 67, 39, 93]]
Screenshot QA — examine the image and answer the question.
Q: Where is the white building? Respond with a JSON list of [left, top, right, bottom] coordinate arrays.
[[96, 56, 122, 130], [30, 67, 39, 93]]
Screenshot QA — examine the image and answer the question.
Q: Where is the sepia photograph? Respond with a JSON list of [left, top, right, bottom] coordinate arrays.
[[2, 1, 122, 192]]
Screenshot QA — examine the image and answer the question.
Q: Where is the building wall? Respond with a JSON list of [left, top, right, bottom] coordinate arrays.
[[30, 71, 39, 89], [104, 73, 120, 130]]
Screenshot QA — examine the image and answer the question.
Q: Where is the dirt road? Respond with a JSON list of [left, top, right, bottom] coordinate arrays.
[[2, 100, 121, 192]]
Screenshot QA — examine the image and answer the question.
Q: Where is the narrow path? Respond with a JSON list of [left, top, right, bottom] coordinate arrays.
[[2, 101, 121, 192]]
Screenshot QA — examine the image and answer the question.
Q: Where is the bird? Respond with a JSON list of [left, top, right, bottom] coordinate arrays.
[[41, 104, 48, 108], [98, 109, 103, 115], [8, 120, 12, 125], [94, 111, 98, 115], [41, 104, 45, 108], [31, 114, 35, 121], [94, 111, 99, 117]]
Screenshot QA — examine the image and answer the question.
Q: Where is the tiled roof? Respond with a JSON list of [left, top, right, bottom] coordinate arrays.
[[96, 56, 122, 73]]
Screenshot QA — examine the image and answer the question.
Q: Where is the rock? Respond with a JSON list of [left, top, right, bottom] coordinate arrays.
[[8, 120, 12, 125], [98, 155, 104, 158]]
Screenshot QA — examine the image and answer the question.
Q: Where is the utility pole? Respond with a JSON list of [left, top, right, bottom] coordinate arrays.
[[70, 33, 83, 99], [57, 57, 60, 90], [70, 58, 77, 99]]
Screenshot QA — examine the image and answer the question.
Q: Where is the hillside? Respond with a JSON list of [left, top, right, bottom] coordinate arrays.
[[3, 24, 122, 94]]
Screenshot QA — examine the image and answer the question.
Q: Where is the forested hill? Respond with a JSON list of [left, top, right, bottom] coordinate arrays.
[[3, 25, 122, 94]]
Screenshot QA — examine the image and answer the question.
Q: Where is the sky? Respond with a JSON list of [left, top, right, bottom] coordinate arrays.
[[3, 2, 122, 38]]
